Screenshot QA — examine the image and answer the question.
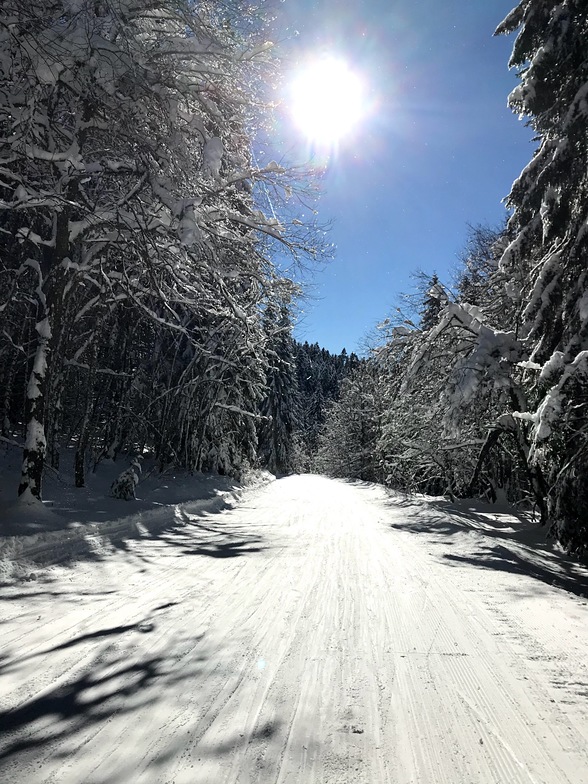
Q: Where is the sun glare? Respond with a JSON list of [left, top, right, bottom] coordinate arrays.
[[289, 57, 365, 146]]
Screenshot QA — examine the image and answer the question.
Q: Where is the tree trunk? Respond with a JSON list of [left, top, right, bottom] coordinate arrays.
[[74, 343, 98, 487], [467, 424, 548, 525], [467, 428, 502, 497], [18, 211, 69, 499], [510, 426, 548, 525], [46, 362, 66, 471], [0, 348, 17, 437], [18, 323, 51, 498]]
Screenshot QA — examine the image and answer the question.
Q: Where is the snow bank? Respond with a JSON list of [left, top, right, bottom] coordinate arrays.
[[0, 445, 274, 576]]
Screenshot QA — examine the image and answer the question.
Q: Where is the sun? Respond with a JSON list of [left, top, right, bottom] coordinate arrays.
[[289, 56, 365, 146]]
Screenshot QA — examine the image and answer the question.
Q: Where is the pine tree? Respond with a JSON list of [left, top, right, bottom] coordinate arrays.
[[314, 363, 386, 483], [258, 290, 299, 474], [293, 341, 353, 457], [456, 224, 509, 317], [419, 274, 446, 331]]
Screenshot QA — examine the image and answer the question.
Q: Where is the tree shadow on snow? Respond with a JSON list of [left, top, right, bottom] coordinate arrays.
[[0, 651, 162, 762], [0, 601, 183, 678], [152, 719, 282, 771], [4, 503, 267, 576], [0, 634, 286, 780], [0, 624, 138, 678], [149, 508, 268, 560], [388, 496, 588, 598], [442, 545, 588, 599], [0, 587, 118, 601], [181, 538, 266, 559], [0, 632, 209, 768], [389, 495, 541, 539]]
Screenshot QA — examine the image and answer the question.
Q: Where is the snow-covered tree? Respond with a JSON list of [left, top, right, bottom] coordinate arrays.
[[293, 341, 356, 459], [403, 297, 547, 509], [496, 1, 588, 552], [314, 362, 386, 483], [0, 0, 323, 503], [258, 287, 299, 474], [364, 250, 542, 507], [456, 224, 509, 316], [419, 274, 446, 331], [111, 457, 142, 500]]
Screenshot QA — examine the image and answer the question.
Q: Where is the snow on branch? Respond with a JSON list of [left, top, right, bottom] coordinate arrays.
[[404, 300, 526, 431], [213, 403, 264, 419], [64, 360, 132, 377], [531, 350, 588, 447]]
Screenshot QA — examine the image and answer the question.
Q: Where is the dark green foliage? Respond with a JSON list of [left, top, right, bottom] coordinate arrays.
[[258, 296, 299, 475], [314, 362, 386, 483], [419, 274, 445, 331], [293, 341, 359, 461]]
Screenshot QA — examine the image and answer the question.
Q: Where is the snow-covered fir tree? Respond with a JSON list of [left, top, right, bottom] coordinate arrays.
[[111, 458, 142, 501], [419, 274, 446, 331], [258, 289, 299, 474], [496, 0, 588, 552], [314, 362, 387, 483], [293, 341, 357, 458]]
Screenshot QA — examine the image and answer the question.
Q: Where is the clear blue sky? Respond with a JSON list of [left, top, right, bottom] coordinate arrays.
[[270, 0, 533, 354]]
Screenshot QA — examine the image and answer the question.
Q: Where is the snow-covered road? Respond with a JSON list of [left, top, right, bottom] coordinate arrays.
[[1, 475, 587, 783]]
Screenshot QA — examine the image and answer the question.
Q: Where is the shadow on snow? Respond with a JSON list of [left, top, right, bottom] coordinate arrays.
[[1, 500, 268, 579], [0, 629, 283, 778], [388, 495, 588, 599]]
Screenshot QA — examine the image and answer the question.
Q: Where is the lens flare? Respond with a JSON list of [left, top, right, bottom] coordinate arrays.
[[289, 56, 365, 146]]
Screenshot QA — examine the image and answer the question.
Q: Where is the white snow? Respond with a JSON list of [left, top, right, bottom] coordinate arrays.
[[177, 207, 204, 246], [22, 418, 46, 452], [263, 160, 285, 174], [579, 285, 588, 324], [35, 317, 51, 340], [237, 41, 274, 61], [202, 137, 224, 179], [25, 334, 49, 401], [1, 474, 587, 783], [391, 325, 413, 338], [408, 300, 522, 417], [532, 351, 588, 445], [539, 350, 565, 382]]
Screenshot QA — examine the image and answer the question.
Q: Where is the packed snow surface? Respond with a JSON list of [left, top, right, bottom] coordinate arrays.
[[1, 475, 588, 783]]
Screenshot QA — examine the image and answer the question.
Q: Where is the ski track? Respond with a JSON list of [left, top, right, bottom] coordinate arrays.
[[1, 475, 587, 783]]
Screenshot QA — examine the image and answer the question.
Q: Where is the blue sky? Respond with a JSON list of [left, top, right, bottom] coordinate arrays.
[[271, 0, 534, 354]]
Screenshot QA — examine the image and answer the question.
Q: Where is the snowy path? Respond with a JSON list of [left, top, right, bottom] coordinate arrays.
[[1, 475, 587, 783]]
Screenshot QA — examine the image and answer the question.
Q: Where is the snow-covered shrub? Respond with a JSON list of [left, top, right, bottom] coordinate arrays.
[[0, 554, 38, 584]]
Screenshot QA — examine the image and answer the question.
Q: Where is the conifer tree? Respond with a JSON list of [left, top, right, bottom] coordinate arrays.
[[314, 363, 386, 483], [419, 274, 446, 331], [258, 289, 299, 475], [496, 0, 588, 552]]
